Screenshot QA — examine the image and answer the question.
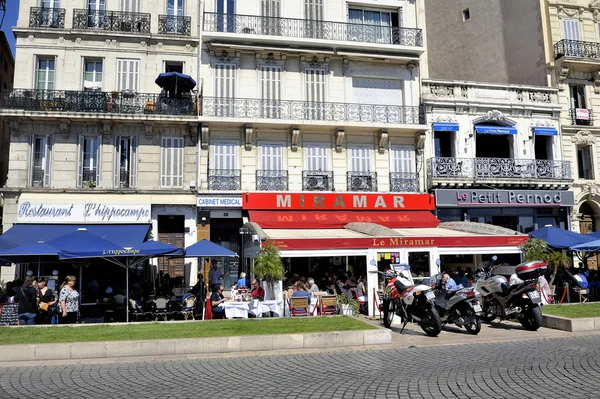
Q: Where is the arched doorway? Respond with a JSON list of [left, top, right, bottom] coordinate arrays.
[[578, 202, 596, 234]]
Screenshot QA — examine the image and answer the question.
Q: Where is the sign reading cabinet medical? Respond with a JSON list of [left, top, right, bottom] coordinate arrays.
[[196, 196, 242, 208], [243, 193, 435, 210], [17, 202, 152, 223], [434, 190, 575, 208]]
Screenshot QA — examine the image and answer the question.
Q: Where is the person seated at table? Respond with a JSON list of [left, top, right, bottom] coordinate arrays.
[[291, 282, 311, 301], [210, 284, 228, 319], [237, 272, 248, 288], [251, 279, 265, 300], [306, 278, 320, 294]]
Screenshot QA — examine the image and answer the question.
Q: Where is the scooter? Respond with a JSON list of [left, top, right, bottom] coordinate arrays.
[[430, 274, 483, 335]]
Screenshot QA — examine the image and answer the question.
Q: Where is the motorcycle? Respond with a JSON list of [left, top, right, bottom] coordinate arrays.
[[430, 274, 483, 335], [473, 260, 545, 331], [374, 265, 442, 337]]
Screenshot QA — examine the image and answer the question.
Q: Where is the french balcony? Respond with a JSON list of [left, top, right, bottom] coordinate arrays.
[[0, 89, 198, 117], [208, 169, 241, 191], [118, 170, 130, 188], [554, 39, 600, 60], [426, 157, 573, 189], [347, 172, 377, 192], [158, 15, 192, 36], [256, 170, 288, 191], [203, 12, 422, 47], [29, 7, 65, 29], [201, 97, 425, 125], [569, 108, 594, 126], [30, 168, 47, 188], [389, 172, 419, 192], [302, 171, 334, 191], [72, 9, 151, 34], [81, 168, 98, 188]]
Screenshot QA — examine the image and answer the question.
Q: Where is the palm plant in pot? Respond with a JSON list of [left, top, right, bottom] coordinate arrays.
[[253, 242, 286, 301], [337, 294, 359, 316]]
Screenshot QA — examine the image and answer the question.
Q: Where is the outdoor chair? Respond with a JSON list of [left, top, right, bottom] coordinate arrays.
[[352, 289, 368, 315], [289, 297, 310, 317], [205, 297, 213, 320], [319, 295, 338, 316], [374, 290, 384, 318], [129, 299, 151, 322], [153, 296, 170, 321], [181, 293, 197, 320]]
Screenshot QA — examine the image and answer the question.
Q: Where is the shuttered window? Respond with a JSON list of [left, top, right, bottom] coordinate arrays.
[[115, 136, 138, 188], [305, 68, 325, 102], [117, 59, 139, 91], [259, 144, 284, 170], [161, 137, 184, 187], [305, 145, 328, 171], [213, 142, 238, 170], [563, 19, 581, 41], [30, 135, 53, 187], [78, 135, 102, 187], [305, 0, 323, 20], [390, 146, 415, 173], [121, 0, 140, 12], [349, 147, 371, 172], [261, 0, 280, 17], [261, 66, 281, 118], [214, 63, 235, 98]]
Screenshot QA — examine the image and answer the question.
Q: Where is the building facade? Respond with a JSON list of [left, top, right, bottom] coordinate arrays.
[[0, 30, 15, 231]]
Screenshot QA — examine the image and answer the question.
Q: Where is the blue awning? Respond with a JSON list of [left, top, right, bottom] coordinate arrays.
[[475, 125, 517, 135], [0, 224, 150, 248], [532, 127, 558, 136], [432, 122, 459, 132]]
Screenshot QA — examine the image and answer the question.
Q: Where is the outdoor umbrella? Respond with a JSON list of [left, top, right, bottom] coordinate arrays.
[[155, 72, 196, 95], [0, 241, 60, 275], [570, 239, 600, 252], [528, 226, 596, 249], [184, 239, 238, 257], [0, 237, 16, 251]]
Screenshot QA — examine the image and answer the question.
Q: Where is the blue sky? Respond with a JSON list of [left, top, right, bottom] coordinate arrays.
[[1, 0, 19, 57]]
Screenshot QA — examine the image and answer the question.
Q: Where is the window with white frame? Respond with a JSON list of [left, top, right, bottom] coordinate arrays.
[[35, 57, 55, 90], [212, 142, 238, 170], [563, 19, 581, 41], [166, 0, 184, 33], [117, 59, 139, 92], [161, 137, 184, 187], [260, 66, 282, 118], [259, 143, 284, 170], [115, 136, 138, 188], [577, 146, 594, 180], [30, 135, 53, 188], [214, 63, 236, 116], [121, 0, 140, 12], [83, 58, 103, 91], [348, 8, 400, 44], [87, 0, 105, 28], [261, 0, 281, 34], [78, 135, 101, 188], [305, 145, 329, 171], [305, 68, 326, 120], [348, 146, 372, 172], [40, 0, 60, 27], [390, 145, 416, 191], [305, 0, 323, 20]]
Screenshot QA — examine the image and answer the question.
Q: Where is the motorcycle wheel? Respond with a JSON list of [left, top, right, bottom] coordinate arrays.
[[382, 300, 395, 329], [518, 306, 542, 331], [419, 306, 442, 337], [481, 302, 497, 323], [463, 309, 482, 335]]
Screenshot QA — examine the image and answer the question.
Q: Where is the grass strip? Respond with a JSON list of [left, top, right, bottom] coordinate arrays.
[[542, 303, 600, 319]]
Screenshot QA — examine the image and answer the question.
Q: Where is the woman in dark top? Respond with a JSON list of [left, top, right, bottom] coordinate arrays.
[[17, 277, 38, 325], [37, 277, 57, 324]]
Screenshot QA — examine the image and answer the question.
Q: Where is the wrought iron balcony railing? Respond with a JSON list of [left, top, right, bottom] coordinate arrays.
[[1, 89, 198, 116], [31, 168, 47, 188], [209, 169, 241, 191], [554, 39, 600, 60], [347, 172, 377, 192], [29, 7, 65, 28], [256, 170, 288, 191], [81, 168, 98, 188], [203, 13, 423, 47], [389, 172, 418, 192], [569, 108, 594, 126], [302, 171, 334, 191], [118, 170, 130, 188], [427, 157, 572, 183], [158, 14, 192, 36], [201, 97, 425, 124], [72, 9, 151, 33]]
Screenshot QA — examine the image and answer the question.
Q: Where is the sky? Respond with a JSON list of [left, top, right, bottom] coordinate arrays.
[[1, 0, 19, 58]]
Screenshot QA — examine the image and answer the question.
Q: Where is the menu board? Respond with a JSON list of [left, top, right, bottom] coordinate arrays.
[[0, 303, 19, 326]]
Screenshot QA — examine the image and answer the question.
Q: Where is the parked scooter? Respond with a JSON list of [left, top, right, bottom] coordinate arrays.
[[473, 259, 545, 331], [430, 274, 483, 335], [374, 265, 442, 337]]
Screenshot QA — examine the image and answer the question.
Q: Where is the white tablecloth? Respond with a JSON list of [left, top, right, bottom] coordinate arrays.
[[219, 302, 249, 319], [248, 300, 283, 317]]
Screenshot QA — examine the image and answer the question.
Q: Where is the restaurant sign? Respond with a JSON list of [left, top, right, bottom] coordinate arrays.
[[434, 189, 575, 208], [17, 202, 151, 223]]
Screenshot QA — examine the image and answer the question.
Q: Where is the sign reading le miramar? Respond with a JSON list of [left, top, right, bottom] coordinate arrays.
[[434, 189, 575, 207], [17, 202, 151, 223]]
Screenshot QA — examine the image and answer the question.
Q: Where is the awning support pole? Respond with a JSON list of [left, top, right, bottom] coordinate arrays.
[[126, 258, 130, 323]]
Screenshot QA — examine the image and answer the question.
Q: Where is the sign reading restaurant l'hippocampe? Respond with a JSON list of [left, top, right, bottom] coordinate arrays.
[[17, 202, 151, 223]]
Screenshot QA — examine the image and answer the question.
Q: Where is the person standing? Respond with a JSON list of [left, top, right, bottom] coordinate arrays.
[[17, 277, 38, 325], [59, 275, 80, 324], [209, 259, 225, 286], [37, 277, 57, 324], [191, 272, 205, 319]]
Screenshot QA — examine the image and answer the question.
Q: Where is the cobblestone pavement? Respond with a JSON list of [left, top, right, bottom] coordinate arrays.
[[1, 335, 599, 399]]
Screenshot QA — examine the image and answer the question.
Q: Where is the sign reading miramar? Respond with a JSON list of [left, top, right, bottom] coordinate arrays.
[[17, 202, 151, 223]]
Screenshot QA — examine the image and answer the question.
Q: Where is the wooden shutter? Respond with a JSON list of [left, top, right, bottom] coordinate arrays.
[[95, 135, 102, 185], [260, 144, 283, 170], [213, 142, 237, 170], [117, 59, 139, 91], [121, 0, 140, 12], [306, 145, 328, 171], [114, 136, 120, 187], [350, 147, 371, 172], [305, 68, 325, 102], [44, 135, 53, 187], [77, 135, 84, 187], [261, 0, 281, 18], [390, 146, 415, 173], [261, 66, 281, 101], [563, 19, 581, 41], [130, 136, 138, 187], [161, 137, 184, 187], [214, 63, 235, 98], [305, 0, 323, 20]]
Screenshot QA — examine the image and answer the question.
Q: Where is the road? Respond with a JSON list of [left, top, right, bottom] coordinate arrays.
[[0, 334, 599, 399]]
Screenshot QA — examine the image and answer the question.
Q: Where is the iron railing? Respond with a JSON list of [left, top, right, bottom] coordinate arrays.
[[203, 12, 423, 47], [81, 168, 97, 188], [158, 14, 192, 36], [119, 170, 130, 188], [389, 172, 419, 192], [208, 169, 241, 191], [1, 89, 198, 116], [554, 39, 600, 60], [347, 172, 377, 192], [72, 9, 151, 33], [427, 157, 572, 182], [569, 108, 594, 126], [201, 97, 425, 124], [29, 7, 65, 28], [256, 170, 288, 191], [31, 168, 46, 187], [302, 171, 334, 191]]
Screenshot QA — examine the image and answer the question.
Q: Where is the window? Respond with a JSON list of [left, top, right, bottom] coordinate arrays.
[[121, 0, 140, 12], [390, 146, 415, 173], [167, 0, 183, 16], [259, 143, 284, 170], [161, 137, 184, 187], [348, 8, 400, 44], [30, 135, 53, 187], [35, 57, 55, 90], [305, 68, 325, 120], [78, 136, 101, 188], [115, 136, 137, 188], [570, 85, 586, 109], [261, 66, 282, 118], [216, 0, 235, 32], [165, 61, 183, 73], [577, 146, 594, 180], [563, 19, 581, 41], [87, 0, 105, 28], [214, 63, 236, 116], [434, 131, 455, 158], [305, 0, 323, 20], [349, 147, 372, 172], [305, 145, 329, 171], [212, 142, 238, 170], [117, 59, 139, 91], [261, 0, 281, 34], [534, 136, 553, 161], [83, 59, 103, 91], [166, 0, 184, 33], [462, 9, 470, 21], [40, 0, 60, 27]]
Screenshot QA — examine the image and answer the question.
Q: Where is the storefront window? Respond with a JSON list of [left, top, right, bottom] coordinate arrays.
[[408, 252, 430, 283]]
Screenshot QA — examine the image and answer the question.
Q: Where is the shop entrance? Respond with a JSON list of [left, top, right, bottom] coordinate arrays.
[[210, 217, 242, 287], [157, 215, 185, 277]]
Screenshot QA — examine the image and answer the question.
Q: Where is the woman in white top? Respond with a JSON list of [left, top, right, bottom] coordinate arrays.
[[356, 276, 368, 302]]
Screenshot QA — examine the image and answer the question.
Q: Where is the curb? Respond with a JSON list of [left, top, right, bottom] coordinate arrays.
[[542, 314, 600, 332]]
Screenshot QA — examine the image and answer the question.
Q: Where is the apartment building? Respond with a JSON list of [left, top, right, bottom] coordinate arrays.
[[0, 30, 15, 229]]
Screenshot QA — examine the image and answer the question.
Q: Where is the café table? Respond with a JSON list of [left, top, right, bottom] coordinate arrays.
[[219, 301, 250, 319], [248, 299, 283, 317]]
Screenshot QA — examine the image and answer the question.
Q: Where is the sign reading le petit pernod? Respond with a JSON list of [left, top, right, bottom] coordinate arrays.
[[434, 189, 575, 207], [17, 202, 152, 223]]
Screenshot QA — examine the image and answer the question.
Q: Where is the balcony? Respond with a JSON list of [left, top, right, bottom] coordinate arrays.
[[347, 172, 377, 192], [554, 39, 600, 61], [203, 12, 423, 48], [302, 171, 334, 191], [31, 168, 46, 188], [158, 15, 191, 36], [1, 89, 198, 117], [118, 170, 130, 188], [29, 7, 65, 29], [256, 170, 288, 191], [208, 169, 241, 191], [72, 9, 151, 34], [201, 97, 425, 125], [569, 108, 593, 126], [389, 172, 418, 192], [427, 157, 572, 188], [81, 168, 97, 188]]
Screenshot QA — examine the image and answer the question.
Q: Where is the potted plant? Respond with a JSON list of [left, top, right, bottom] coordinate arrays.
[[337, 294, 359, 316], [520, 238, 570, 285], [253, 241, 286, 301]]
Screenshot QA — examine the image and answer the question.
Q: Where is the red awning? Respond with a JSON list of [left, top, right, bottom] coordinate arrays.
[[249, 211, 440, 229]]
